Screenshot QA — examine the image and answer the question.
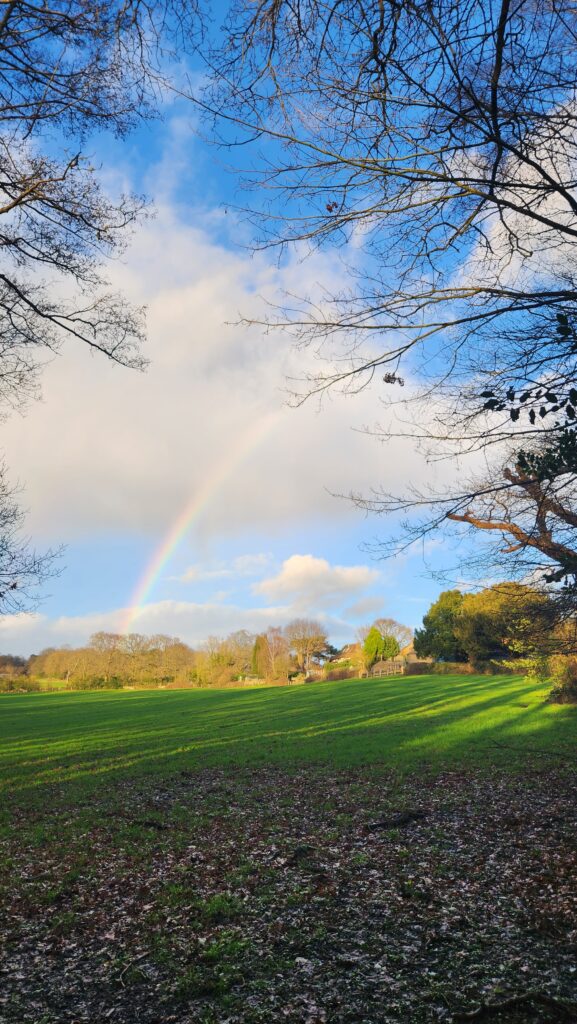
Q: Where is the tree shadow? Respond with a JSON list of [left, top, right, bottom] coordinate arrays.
[[1, 675, 575, 805]]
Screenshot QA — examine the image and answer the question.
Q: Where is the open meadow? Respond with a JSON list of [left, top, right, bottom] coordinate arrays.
[[1, 674, 576, 1023]]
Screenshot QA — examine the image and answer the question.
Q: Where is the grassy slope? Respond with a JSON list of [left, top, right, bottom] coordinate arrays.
[[1, 674, 575, 806]]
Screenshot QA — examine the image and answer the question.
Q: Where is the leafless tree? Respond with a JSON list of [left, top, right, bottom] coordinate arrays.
[[447, 474, 577, 587], [357, 618, 412, 649], [0, 466, 56, 611], [358, 434, 577, 606], [0, 0, 201, 609], [201, 1, 577, 426], [284, 617, 328, 674], [0, 1, 201, 398], [264, 626, 290, 679], [33, 631, 197, 684], [372, 618, 413, 650], [199, 0, 577, 586]]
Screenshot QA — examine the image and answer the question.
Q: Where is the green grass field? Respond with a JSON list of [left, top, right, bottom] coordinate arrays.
[[2, 674, 576, 1024], [2, 673, 575, 808]]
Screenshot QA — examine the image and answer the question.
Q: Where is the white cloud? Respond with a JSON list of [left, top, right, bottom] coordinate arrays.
[[255, 553, 379, 610], [125, 599, 290, 641], [177, 553, 273, 583], [0, 609, 126, 651], [0, 597, 360, 656], [1, 197, 447, 548], [0, 612, 44, 634], [233, 553, 273, 575], [0, 553, 383, 654]]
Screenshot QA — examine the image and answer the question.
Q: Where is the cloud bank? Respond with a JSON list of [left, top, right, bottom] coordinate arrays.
[[1, 203, 436, 548], [0, 550, 384, 655]]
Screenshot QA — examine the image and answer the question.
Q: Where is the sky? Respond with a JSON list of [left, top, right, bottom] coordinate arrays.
[[0, 98, 470, 656]]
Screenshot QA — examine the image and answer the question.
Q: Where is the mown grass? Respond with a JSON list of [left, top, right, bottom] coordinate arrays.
[[1, 674, 576, 1024], [1, 674, 575, 809]]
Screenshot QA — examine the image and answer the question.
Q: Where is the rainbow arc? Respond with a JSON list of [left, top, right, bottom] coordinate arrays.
[[121, 412, 280, 633]]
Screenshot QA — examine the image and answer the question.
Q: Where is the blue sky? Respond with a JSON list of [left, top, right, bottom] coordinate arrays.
[[0, 89, 474, 656]]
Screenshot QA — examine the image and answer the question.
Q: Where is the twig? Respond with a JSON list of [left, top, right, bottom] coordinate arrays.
[[119, 953, 148, 988], [454, 991, 577, 1020]]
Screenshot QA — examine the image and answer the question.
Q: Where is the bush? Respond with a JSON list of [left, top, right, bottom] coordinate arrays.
[[504, 656, 550, 683], [426, 662, 477, 675], [74, 676, 124, 690], [324, 658, 355, 674], [0, 677, 41, 693], [324, 668, 358, 681], [483, 659, 527, 675], [548, 655, 577, 704]]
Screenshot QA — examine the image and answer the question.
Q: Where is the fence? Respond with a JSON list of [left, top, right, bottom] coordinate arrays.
[[371, 662, 405, 677]]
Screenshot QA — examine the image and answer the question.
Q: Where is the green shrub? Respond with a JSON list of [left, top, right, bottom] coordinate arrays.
[[514, 656, 550, 683], [427, 662, 477, 675], [0, 677, 41, 693], [324, 658, 354, 674], [548, 655, 577, 704], [74, 676, 124, 690]]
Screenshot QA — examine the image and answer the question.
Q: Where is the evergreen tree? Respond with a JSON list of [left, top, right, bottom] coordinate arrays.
[[363, 627, 399, 667], [251, 635, 268, 676], [414, 591, 467, 662]]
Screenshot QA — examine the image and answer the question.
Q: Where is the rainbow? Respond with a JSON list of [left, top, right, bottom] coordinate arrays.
[[121, 411, 280, 633]]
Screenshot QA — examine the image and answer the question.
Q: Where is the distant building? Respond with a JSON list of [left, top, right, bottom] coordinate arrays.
[[328, 642, 361, 663]]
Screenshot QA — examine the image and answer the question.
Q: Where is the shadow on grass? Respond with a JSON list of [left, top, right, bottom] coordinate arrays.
[[1, 675, 575, 806]]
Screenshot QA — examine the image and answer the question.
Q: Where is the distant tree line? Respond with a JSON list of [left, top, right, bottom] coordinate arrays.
[[0, 654, 27, 677], [28, 633, 197, 688], [414, 584, 577, 700], [13, 618, 336, 689], [2, 615, 413, 688], [414, 585, 558, 667], [5, 590, 575, 700]]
